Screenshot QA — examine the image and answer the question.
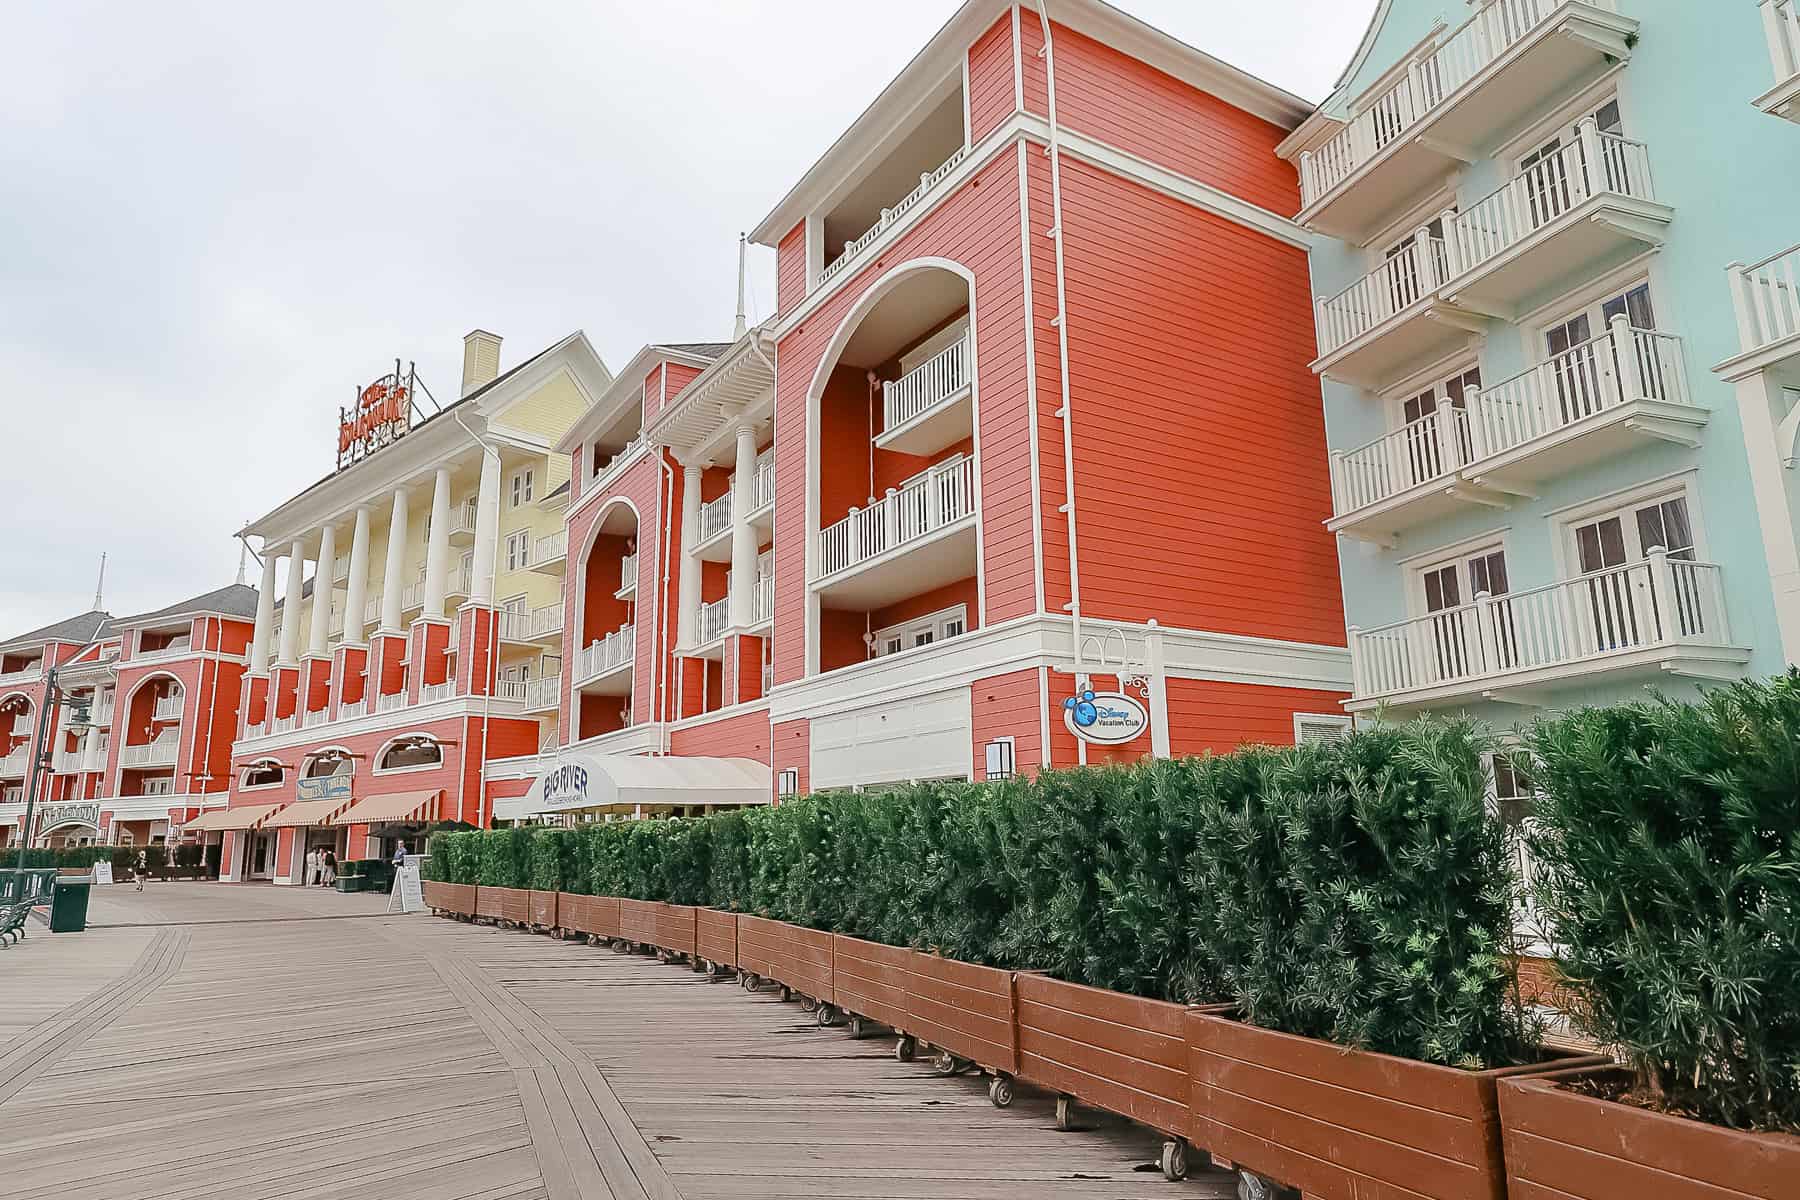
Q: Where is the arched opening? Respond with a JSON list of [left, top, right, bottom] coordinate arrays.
[[119, 673, 183, 797], [809, 261, 981, 676], [302, 748, 354, 779], [376, 734, 442, 773], [241, 759, 285, 789], [1, 695, 34, 773], [574, 499, 640, 742]]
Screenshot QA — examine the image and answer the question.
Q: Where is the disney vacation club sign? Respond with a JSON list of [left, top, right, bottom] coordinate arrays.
[[1062, 688, 1151, 746]]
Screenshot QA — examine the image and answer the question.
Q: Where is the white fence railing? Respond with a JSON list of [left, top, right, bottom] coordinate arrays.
[[819, 457, 975, 578], [1728, 243, 1800, 355], [535, 528, 568, 564], [1448, 125, 1655, 279], [1352, 554, 1727, 699], [620, 552, 639, 592], [525, 675, 562, 711], [1467, 321, 1691, 460], [271, 714, 299, 736], [752, 450, 776, 511], [376, 691, 408, 714], [338, 698, 368, 721], [51, 748, 82, 774], [0, 748, 27, 777], [753, 574, 774, 624], [500, 602, 564, 642], [300, 706, 330, 729], [1331, 406, 1469, 517], [884, 336, 970, 429], [575, 625, 635, 684], [699, 492, 732, 541], [699, 597, 730, 645], [494, 678, 527, 703], [820, 147, 969, 285], [1765, 0, 1800, 88], [82, 738, 108, 772], [242, 721, 268, 741], [420, 681, 455, 705], [152, 693, 184, 723], [450, 497, 479, 539], [134, 637, 193, 664], [1317, 233, 1450, 355], [0, 664, 41, 688], [1299, 0, 1613, 206], [332, 555, 351, 584], [121, 733, 180, 769]]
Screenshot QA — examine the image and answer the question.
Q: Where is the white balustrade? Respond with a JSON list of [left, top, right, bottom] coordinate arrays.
[[121, 731, 180, 769], [328, 604, 345, 637], [1316, 234, 1448, 355], [152, 693, 185, 723], [0, 786, 22, 804], [534, 528, 568, 564], [753, 574, 774, 624], [884, 336, 970, 429], [1447, 126, 1655, 280], [820, 147, 969, 285], [93, 699, 114, 726], [0, 663, 43, 688], [446, 564, 472, 598], [364, 598, 381, 627], [451, 496, 479, 539], [82, 737, 108, 772], [331, 555, 351, 584], [376, 691, 409, 714], [420, 681, 455, 704], [1331, 406, 1468, 517], [1466, 322, 1690, 460], [699, 492, 733, 541], [753, 450, 776, 511], [51, 748, 82, 773], [242, 721, 268, 741], [494, 678, 527, 702], [401, 580, 425, 611], [574, 625, 635, 684], [300, 706, 330, 729], [499, 602, 564, 642], [1299, 0, 1613, 206], [1729, 243, 1800, 354], [338, 698, 368, 721], [698, 597, 730, 644], [1765, 0, 1800, 88], [818, 457, 975, 578], [271, 714, 299, 735], [0, 747, 27, 777], [134, 636, 193, 663], [1352, 554, 1727, 699], [620, 553, 639, 592], [525, 675, 562, 711], [592, 436, 644, 490]]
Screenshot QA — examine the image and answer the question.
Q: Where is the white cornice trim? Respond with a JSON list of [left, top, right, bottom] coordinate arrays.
[[229, 694, 529, 756]]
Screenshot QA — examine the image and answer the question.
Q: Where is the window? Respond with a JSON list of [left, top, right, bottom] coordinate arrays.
[[870, 606, 969, 658], [378, 737, 442, 771], [303, 751, 353, 779], [983, 737, 1016, 782], [1573, 494, 1694, 572], [505, 530, 532, 572], [141, 776, 175, 797], [241, 761, 283, 789], [1417, 544, 1510, 676], [511, 468, 535, 508], [1394, 363, 1479, 480], [1567, 489, 1705, 646]]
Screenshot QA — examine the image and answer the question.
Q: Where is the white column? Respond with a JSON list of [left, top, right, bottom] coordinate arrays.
[[1736, 374, 1800, 664], [422, 466, 452, 620], [307, 522, 336, 656], [277, 540, 305, 665], [343, 506, 372, 643], [470, 447, 502, 606], [381, 487, 410, 632], [1145, 620, 1170, 759], [677, 463, 702, 648], [249, 548, 277, 673], [729, 427, 758, 629]]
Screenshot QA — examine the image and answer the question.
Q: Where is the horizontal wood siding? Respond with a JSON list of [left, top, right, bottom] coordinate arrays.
[[830, 935, 913, 1030], [1015, 973, 1188, 1138], [777, 221, 806, 316], [695, 908, 738, 967], [1056, 159, 1342, 647], [668, 706, 773, 764], [773, 718, 809, 797], [901, 954, 1017, 1072], [970, 667, 1043, 775], [1163, 677, 1349, 758], [967, 13, 1016, 142]]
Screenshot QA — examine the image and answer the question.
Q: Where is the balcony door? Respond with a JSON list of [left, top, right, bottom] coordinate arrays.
[[1380, 214, 1451, 314], [1571, 494, 1697, 649], [1398, 364, 1479, 483], [1517, 99, 1623, 229], [1419, 546, 1508, 681], [1543, 283, 1659, 419]]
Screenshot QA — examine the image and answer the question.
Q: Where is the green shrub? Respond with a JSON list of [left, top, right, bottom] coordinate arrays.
[[477, 827, 533, 889], [1526, 675, 1800, 1132], [529, 828, 571, 892], [705, 808, 752, 911]]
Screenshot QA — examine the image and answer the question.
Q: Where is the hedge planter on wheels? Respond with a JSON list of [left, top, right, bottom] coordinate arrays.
[[478, 885, 531, 927], [830, 935, 912, 1041], [1499, 1065, 1800, 1200], [652, 902, 698, 960], [1014, 974, 1209, 1181], [422, 880, 476, 918], [1186, 1011, 1606, 1200], [745, 919, 830, 1010], [899, 952, 1021, 1107], [736, 914, 786, 993], [563, 894, 620, 942], [528, 889, 560, 931], [695, 908, 738, 975], [617, 898, 660, 950]]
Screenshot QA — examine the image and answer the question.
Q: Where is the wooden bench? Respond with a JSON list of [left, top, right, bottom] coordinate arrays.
[[0, 900, 34, 946]]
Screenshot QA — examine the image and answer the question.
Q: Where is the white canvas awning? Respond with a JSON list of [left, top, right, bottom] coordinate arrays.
[[494, 755, 772, 822]]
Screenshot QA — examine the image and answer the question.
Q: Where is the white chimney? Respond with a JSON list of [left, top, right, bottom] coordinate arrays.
[[461, 329, 502, 396]]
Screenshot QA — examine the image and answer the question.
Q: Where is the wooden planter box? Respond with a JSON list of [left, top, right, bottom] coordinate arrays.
[[1186, 1010, 1607, 1200], [617, 898, 660, 947], [478, 885, 531, 925], [736, 914, 787, 981], [695, 908, 738, 968], [1500, 1065, 1800, 1200], [830, 935, 913, 1031], [422, 880, 475, 916], [771, 921, 832, 1001], [561, 894, 622, 940], [1015, 974, 1192, 1138], [653, 903, 698, 958], [901, 953, 1018, 1074], [528, 889, 560, 929]]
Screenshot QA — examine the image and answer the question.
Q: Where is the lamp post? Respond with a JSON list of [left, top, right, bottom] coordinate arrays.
[[13, 664, 93, 872]]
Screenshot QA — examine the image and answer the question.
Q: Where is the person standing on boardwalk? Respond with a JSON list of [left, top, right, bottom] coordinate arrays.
[[321, 848, 336, 886], [134, 849, 147, 893], [304, 847, 317, 886]]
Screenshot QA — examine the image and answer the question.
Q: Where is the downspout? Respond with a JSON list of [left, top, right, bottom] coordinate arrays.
[[656, 449, 677, 752], [1035, 2, 1087, 763], [452, 408, 502, 827]]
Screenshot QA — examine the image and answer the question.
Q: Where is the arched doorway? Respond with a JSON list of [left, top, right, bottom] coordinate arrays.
[[574, 498, 641, 741]]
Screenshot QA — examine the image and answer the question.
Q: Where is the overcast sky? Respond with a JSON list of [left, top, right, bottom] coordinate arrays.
[[0, 0, 1372, 637]]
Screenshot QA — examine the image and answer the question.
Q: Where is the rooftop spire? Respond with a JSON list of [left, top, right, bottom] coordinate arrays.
[[734, 232, 748, 339], [92, 552, 106, 612], [236, 540, 248, 586]]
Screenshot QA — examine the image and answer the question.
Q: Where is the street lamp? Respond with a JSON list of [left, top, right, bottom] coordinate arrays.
[[13, 665, 93, 872]]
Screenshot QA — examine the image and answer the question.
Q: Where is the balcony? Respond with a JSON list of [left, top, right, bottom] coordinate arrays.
[[331, 555, 351, 585], [821, 147, 968, 287], [271, 714, 299, 736], [420, 681, 455, 705], [134, 636, 193, 664], [338, 698, 368, 722], [878, 335, 973, 457], [618, 552, 639, 598], [590, 435, 645, 494], [0, 747, 26, 778], [94, 699, 114, 726], [750, 450, 776, 515], [500, 602, 564, 644], [1442, 127, 1670, 316], [1349, 555, 1747, 711], [300, 706, 331, 729], [753, 574, 774, 625], [1, 786, 21, 805], [328, 604, 345, 638], [448, 497, 480, 545], [1725, 244, 1800, 370], [530, 529, 568, 573], [524, 675, 562, 714], [1330, 322, 1704, 541], [0, 662, 42, 688], [1298, 0, 1638, 239], [494, 678, 527, 703], [152, 693, 185, 723], [698, 597, 730, 646], [242, 721, 267, 741], [816, 457, 976, 606], [573, 625, 635, 694], [51, 748, 82, 774], [1314, 231, 1487, 386], [376, 691, 409, 715], [82, 738, 108, 773], [696, 492, 733, 561], [121, 732, 179, 769], [400, 566, 471, 615], [1758, 0, 1800, 121]]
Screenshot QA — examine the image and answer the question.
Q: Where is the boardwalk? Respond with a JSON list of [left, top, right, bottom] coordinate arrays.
[[0, 883, 1233, 1199]]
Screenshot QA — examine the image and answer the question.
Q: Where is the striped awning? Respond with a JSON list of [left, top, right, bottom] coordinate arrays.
[[184, 803, 285, 833], [331, 789, 441, 827], [263, 796, 355, 828]]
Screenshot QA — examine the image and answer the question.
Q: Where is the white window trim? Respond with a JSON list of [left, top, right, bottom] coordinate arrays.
[[511, 466, 535, 508], [1526, 271, 1659, 359], [504, 529, 532, 572], [1383, 357, 1483, 430], [1493, 69, 1627, 167], [372, 731, 446, 776], [1367, 184, 1459, 269], [1547, 471, 1707, 580], [1405, 540, 1509, 619], [869, 604, 969, 658], [983, 735, 1016, 781]]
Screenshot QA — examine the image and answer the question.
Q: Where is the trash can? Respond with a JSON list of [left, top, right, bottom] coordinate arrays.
[[49, 874, 92, 933]]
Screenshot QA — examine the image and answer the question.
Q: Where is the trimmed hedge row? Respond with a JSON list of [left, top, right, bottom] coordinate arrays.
[[429, 717, 1528, 1070]]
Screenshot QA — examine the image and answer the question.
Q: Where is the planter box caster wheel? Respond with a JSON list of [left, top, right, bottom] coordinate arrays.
[[1236, 1170, 1295, 1200], [846, 1014, 868, 1039], [895, 1035, 917, 1062], [1160, 1140, 1189, 1182], [741, 973, 760, 991], [987, 1074, 1015, 1108], [815, 1003, 837, 1027], [931, 1050, 964, 1077], [799, 995, 820, 1014], [778, 985, 793, 1003], [1054, 1095, 1075, 1131]]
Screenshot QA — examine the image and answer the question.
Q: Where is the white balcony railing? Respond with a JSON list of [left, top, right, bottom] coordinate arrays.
[[494, 678, 527, 703], [450, 497, 479, 540], [620, 553, 639, 593], [752, 450, 776, 511], [1447, 125, 1655, 280], [242, 721, 268, 741], [1353, 554, 1729, 700], [0, 663, 43, 688], [331, 555, 351, 584], [699, 492, 732, 541], [534, 528, 568, 565], [300, 706, 331, 729], [1728, 243, 1800, 356], [0, 747, 27, 777], [500, 602, 564, 642], [1331, 406, 1468, 517], [152, 693, 184, 723], [699, 597, 730, 645], [376, 691, 409, 714], [271, 714, 299, 736], [82, 737, 108, 773], [94, 698, 114, 726], [1300, 0, 1616, 207], [400, 566, 470, 611], [420, 681, 455, 705], [401, 580, 425, 611], [574, 625, 635, 685], [338, 698, 368, 721], [753, 574, 774, 624], [884, 336, 970, 430], [121, 733, 179, 769], [134, 636, 192, 663], [819, 456, 975, 578], [1317, 234, 1449, 356], [525, 675, 562, 712], [1763, 0, 1800, 96], [591, 435, 644, 491], [51, 748, 82, 773], [328, 604, 345, 638], [820, 147, 970, 286]]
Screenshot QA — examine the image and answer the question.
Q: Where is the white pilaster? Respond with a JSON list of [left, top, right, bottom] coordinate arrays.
[[423, 466, 453, 620], [277, 540, 305, 665], [1736, 373, 1800, 664], [381, 487, 410, 632], [307, 522, 336, 656], [1145, 620, 1170, 759], [470, 447, 502, 605], [677, 463, 702, 649], [729, 427, 758, 629], [343, 506, 372, 643], [249, 548, 277, 673]]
